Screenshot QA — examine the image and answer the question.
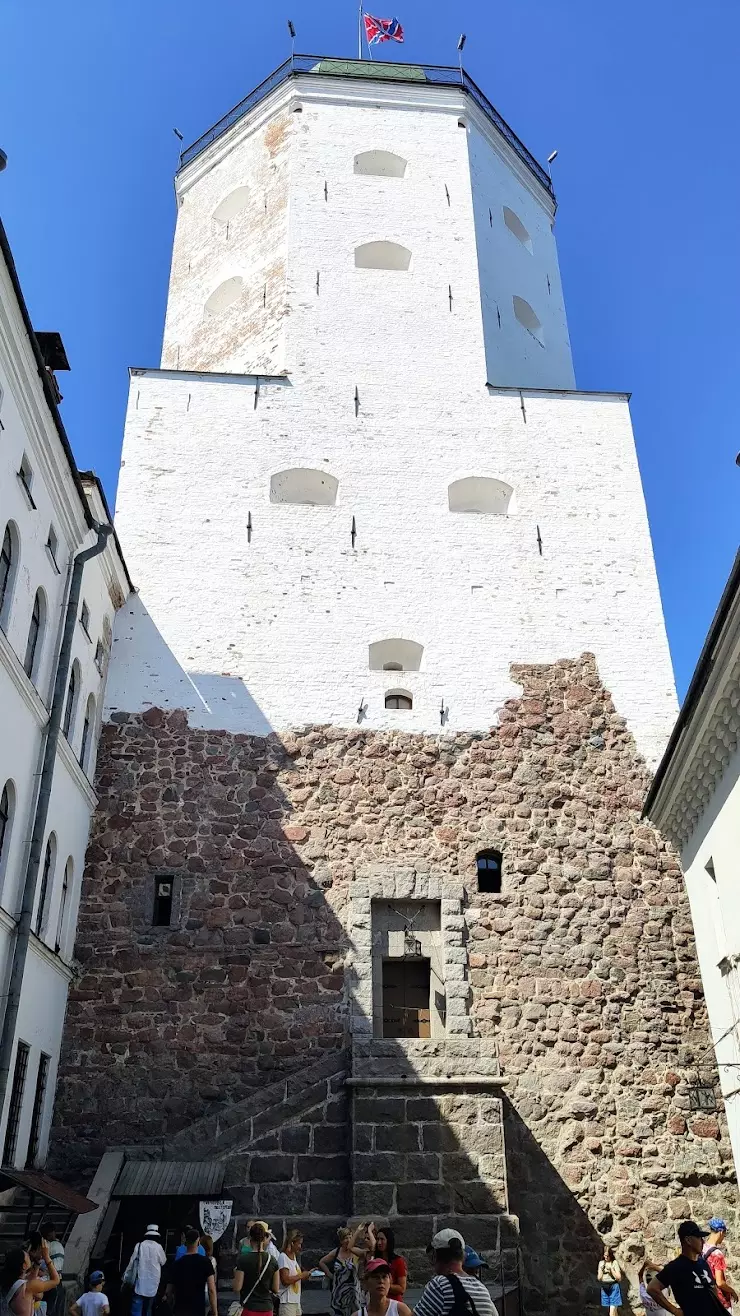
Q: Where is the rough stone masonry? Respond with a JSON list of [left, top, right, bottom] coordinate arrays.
[[53, 655, 738, 1313]]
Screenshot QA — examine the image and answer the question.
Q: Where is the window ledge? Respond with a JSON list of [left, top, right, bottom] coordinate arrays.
[[56, 735, 98, 809], [0, 629, 47, 727]]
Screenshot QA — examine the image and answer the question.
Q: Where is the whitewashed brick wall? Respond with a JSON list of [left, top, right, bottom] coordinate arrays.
[[111, 370, 676, 766]]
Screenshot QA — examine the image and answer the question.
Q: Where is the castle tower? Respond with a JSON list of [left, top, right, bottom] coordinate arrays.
[[52, 59, 737, 1313]]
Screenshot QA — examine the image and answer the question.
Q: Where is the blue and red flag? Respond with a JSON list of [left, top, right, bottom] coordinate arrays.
[[363, 12, 405, 45]]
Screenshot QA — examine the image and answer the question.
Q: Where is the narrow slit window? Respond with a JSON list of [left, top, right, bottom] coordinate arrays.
[[0, 523, 19, 628], [46, 526, 59, 571], [3, 1040, 30, 1167], [35, 835, 56, 938], [25, 1052, 50, 1167], [18, 454, 34, 503], [80, 601, 91, 638], [79, 695, 96, 772], [62, 662, 80, 739], [153, 878, 173, 927], [55, 857, 73, 954], [24, 589, 46, 682], [476, 849, 502, 894]]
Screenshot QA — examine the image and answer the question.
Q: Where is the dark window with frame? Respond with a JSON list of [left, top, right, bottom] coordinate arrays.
[[153, 878, 173, 927], [94, 640, 105, 675], [476, 848, 502, 893], [25, 1052, 50, 1167], [3, 1040, 30, 1166], [55, 858, 72, 954], [17, 455, 35, 505], [79, 697, 95, 771], [385, 693, 413, 710], [0, 526, 13, 619], [46, 526, 59, 571], [79, 601, 91, 639], [24, 590, 43, 678], [0, 783, 11, 871], [62, 665, 77, 738], [35, 839, 54, 937]]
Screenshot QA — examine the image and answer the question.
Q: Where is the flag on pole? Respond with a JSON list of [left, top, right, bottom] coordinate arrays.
[[363, 13, 404, 45]]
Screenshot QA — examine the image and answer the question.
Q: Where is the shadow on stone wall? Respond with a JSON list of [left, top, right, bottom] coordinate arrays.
[[50, 599, 738, 1316]]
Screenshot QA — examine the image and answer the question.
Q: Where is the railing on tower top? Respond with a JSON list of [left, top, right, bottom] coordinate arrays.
[[178, 54, 554, 198]]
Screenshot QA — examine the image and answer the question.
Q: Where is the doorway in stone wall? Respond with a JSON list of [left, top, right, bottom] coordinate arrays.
[[381, 959, 431, 1037]]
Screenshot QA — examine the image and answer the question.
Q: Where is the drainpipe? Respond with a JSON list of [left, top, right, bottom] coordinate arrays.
[[0, 522, 113, 1123]]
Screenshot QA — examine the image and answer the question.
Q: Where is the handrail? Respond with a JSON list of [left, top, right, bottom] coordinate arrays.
[[178, 54, 554, 198]]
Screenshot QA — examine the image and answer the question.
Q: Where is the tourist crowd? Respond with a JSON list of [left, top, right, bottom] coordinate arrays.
[[0, 1212, 736, 1316]]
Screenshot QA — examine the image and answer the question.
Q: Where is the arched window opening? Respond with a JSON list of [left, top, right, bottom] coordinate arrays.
[[24, 589, 47, 682], [35, 833, 56, 938], [354, 241, 411, 271], [55, 856, 73, 954], [448, 476, 514, 516], [0, 522, 20, 630], [62, 660, 80, 740], [204, 276, 244, 316], [0, 781, 15, 884], [476, 849, 502, 894], [513, 295, 544, 344], [503, 206, 533, 252], [354, 151, 407, 178], [79, 694, 96, 773], [385, 690, 413, 710], [369, 638, 424, 672], [269, 469, 339, 507], [213, 185, 250, 226]]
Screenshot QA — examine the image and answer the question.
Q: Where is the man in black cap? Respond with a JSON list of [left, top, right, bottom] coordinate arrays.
[[648, 1222, 724, 1316]]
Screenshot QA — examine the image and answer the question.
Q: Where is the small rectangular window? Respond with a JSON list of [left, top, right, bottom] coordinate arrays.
[[153, 878, 173, 927], [46, 526, 60, 572], [79, 601, 91, 639], [3, 1040, 30, 1166], [94, 640, 105, 675], [17, 455, 36, 507], [25, 1052, 50, 1167]]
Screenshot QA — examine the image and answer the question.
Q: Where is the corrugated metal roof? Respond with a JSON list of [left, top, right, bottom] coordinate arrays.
[[113, 1161, 225, 1198]]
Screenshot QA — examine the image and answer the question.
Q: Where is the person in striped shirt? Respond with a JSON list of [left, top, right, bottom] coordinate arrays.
[[413, 1231, 498, 1316]]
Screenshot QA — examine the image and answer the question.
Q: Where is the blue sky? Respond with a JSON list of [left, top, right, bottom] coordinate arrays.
[[1, 0, 738, 698]]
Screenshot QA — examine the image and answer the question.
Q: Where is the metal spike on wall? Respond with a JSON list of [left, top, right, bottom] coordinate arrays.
[[445, 184, 450, 206], [489, 208, 492, 227], [497, 307, 501, 328], [186, 393, 191, 412], [324, 180, 328, 201], [536, 524, 543, 555], [247, 512, 253, 544], [254, 376, 260, 410], [351, 516, 357, 548], [263, 284, 267, 307], [354, 386, 360, 417], [316, 271, 320, 295], [519, 390, 527, 423], [448, 285, 453, 311], [547, 274, 551, 294]]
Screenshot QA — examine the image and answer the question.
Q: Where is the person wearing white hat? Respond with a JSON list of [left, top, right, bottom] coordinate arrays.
[[414, 1230, 498, 1316], [124, 1226, 166, 1316]]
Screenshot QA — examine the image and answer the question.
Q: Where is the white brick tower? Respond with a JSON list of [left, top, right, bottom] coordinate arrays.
[[110, 57, 676, 765]]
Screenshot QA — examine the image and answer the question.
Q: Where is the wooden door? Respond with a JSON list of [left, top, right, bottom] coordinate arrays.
[[382, 959, 431, 1037]]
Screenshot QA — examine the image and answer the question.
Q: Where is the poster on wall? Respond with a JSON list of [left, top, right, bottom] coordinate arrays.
[[199, 1200, 233, 1241]]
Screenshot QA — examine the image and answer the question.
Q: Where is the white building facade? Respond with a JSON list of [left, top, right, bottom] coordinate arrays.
[[110, 59, 676, 768], [0, 220, 130, 1170], [645, 552, 740, 1178]]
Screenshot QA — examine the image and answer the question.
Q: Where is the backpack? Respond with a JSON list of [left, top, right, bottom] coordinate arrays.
[[445, 1275, 480, 1316]]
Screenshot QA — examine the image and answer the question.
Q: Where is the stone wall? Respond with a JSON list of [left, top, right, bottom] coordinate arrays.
[[53, 654, 738, 1314]]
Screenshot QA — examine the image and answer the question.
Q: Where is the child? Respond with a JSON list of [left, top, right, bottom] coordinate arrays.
[[69, 1271, 109, 1316]]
